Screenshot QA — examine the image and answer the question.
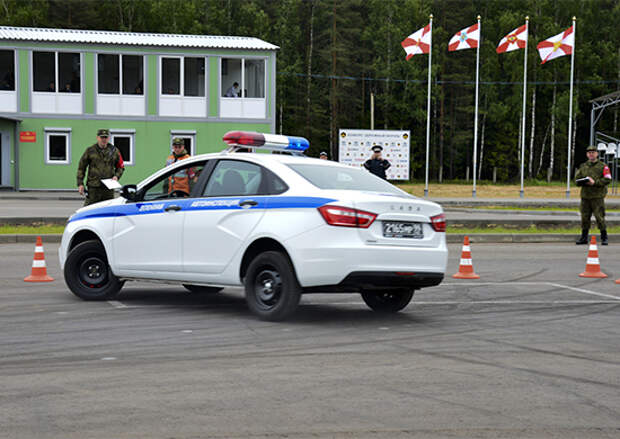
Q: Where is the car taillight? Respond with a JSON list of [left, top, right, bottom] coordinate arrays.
[[430, 213, 446, 232], [318, 205, 377, 228]]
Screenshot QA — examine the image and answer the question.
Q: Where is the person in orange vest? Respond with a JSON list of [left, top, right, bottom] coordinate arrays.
[[165, 137, 196, 195]]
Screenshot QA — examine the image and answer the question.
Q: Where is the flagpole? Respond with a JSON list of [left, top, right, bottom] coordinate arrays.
[[520, 17, 529, 198], [566, 16, 576, 199], [472, 15, 481, 198], [424, 15, 433, 197]]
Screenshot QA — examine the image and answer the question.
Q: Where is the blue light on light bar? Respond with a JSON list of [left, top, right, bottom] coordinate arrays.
[[285, 136, 310, 152]]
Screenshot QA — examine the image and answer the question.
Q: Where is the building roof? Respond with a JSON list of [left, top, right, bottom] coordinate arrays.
[[0, 26, 279, 51]]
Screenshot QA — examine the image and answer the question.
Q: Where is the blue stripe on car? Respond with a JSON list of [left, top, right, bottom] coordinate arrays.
[[68, 196, 337, 223]]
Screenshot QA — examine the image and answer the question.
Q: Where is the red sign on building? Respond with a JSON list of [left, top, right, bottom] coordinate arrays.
[[20, 131, 36, 142]]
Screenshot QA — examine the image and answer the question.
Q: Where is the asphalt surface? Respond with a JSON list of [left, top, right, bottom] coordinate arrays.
[[2, 242, 620, 438]]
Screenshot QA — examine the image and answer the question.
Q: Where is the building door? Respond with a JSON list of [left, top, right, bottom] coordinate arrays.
[[0, 131, 10, 187]]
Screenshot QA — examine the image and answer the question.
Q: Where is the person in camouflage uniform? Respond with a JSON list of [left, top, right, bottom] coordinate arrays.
[[574, 145, 612, 245], [77, 129, 125, 206]]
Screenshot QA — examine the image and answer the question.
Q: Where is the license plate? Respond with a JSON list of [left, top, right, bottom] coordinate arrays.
[[382, 222, 424, 239]]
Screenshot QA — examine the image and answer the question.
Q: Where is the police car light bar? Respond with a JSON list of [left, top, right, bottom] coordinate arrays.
[[223, 131, 309, 152]]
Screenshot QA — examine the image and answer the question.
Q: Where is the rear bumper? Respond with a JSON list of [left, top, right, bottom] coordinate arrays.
[[340, 271, 444, 288], [285, 225, 448, 288]]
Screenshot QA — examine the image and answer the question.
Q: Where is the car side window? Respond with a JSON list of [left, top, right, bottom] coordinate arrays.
[[264, 168, 289, 195], [141, 161, 206, 201], [203, 160, 263, 197]]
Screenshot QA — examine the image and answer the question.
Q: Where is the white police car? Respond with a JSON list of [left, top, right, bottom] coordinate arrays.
[[60, 131, 447, 321]]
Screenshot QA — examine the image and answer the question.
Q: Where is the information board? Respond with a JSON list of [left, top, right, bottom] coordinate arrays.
[[338, 129, 410, 180]]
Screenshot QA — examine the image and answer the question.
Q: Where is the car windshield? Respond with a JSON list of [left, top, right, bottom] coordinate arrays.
[[287, 163, 410, 196]]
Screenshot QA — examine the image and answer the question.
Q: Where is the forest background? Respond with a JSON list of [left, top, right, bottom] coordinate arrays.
[[1, 0, 619, 183]]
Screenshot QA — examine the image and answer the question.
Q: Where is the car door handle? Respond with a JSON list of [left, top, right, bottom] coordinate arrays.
[[239, 200, 258, 207], [164, 205, 182, 212]]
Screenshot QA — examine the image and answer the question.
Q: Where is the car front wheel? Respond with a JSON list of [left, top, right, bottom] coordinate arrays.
[[361, 288, 414, 313], [244, 251, 301, 321], [64, 240, 123, 300]]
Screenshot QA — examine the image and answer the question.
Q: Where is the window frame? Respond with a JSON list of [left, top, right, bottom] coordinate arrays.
[[32, 51, 82, 94], [220, 57, 266, 99], [109, 129, 136, 166], [44, 127, 72, 165], [169, 130, 196, 156], [0, 49, 16, 92], [96, 53, 144, 96], [160, 55, 206, 98]]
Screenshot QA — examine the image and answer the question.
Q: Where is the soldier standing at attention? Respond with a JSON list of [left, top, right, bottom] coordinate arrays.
[[575, 145, 611, 245], [77, 129, 124, 206], [364, 145, 391, 180]]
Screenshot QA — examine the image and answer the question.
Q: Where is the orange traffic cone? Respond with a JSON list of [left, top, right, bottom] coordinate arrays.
[[452, 236, 480, 279], [579, 236, 607, 278], [24, 236, 54, 282]]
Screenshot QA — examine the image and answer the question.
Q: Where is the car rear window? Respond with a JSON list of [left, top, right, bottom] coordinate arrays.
[[287, 163, 408, 196]]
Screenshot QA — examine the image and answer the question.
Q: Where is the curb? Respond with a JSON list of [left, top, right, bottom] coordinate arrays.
[[0, 234, 62, 243], [0, 233, 613, 244], [446, 233, 613, 243]]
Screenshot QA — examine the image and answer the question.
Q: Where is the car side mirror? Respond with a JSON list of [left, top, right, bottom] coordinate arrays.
[[120, 184, 138, 201]]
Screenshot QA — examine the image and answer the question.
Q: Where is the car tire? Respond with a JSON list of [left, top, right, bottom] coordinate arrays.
[[182, 284, 223, 294], [361, 288, 414, 313], [244, 251, 301, 321], [64, 240, 123, 301]]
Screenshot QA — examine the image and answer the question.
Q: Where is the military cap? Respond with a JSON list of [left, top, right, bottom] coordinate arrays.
[[586, 145, 598, 152], [319, 151, 328, 157], [371, 145, 383, 152], [97, 128, 109, 137], [172, 137, 185, 145]]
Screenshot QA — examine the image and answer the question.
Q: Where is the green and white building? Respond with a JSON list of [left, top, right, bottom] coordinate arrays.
[[0, 26, 278, 190]]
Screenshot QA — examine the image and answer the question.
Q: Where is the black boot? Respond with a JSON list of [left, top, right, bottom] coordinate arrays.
[[576, 229, 589, 245], [601, 230, 608, 246]]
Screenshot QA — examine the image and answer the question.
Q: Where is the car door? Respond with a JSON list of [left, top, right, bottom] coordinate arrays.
[[182, 159, 269, 275], [112, 160, 207, 277]]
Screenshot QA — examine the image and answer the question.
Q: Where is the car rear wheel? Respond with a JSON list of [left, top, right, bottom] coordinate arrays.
[[182, 284, 223, 294], [244, 251, 301, 321], [64, 240, 123, 300], [361, 288, 414, 313]]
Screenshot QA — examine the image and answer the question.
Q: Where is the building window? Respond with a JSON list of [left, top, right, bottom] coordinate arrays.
[[0, 50, 15, 91], [33, 51, 80, 93], [221, 58, 265, 98], [161, 56, 205, 96], [244, 59, 265, 98], [45, 128, 71, 164], [170, 131, 195, 156], [110, 130, 135, 166], [98, 54, 143, 95]]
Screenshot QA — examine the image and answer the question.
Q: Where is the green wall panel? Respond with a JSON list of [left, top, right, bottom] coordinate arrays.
[[84, 53, 94, 114], [208, 57, 219, 117], [18, 50, 29, 112], [148, 55, 157, 115], [17, 119, 270, 189]]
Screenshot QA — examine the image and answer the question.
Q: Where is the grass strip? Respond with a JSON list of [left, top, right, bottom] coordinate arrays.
[[447, 225, 620, 234], [0, 225, 65, 234], [462, 205, 620, 213]]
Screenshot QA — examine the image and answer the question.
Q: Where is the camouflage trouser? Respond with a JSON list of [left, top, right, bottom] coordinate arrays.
[[580, 197, 606, 231], [84, 186, 114, 206]]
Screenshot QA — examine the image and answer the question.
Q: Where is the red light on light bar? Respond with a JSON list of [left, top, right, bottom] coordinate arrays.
[[317, 205, 377, 228], [222, 131, 266, 146]]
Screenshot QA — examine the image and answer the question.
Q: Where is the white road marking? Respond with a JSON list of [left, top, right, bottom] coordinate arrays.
[[101, 357, 117, 361], [107, 300, 128, 309], [547, 282, 620, 301], [306, 300, 619, 306], [181, 330, 193, 333]]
